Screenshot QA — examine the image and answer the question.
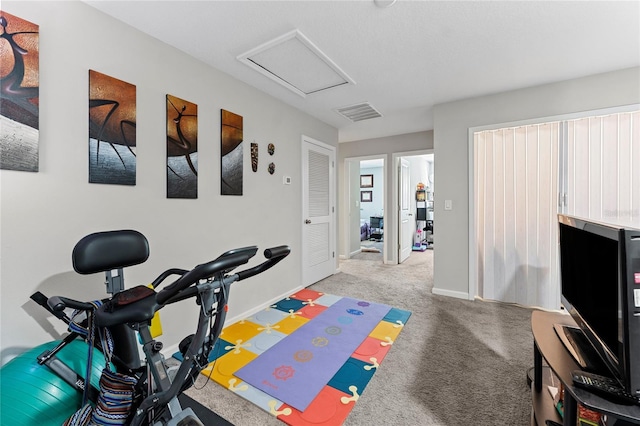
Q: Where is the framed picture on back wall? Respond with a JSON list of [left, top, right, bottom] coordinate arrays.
[[360, 174, 373, 188]]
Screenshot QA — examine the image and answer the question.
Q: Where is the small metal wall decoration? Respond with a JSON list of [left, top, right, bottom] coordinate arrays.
[[267, 143, 275, 155], [250, 142, 258, 172], [268, 162, 275, 175]]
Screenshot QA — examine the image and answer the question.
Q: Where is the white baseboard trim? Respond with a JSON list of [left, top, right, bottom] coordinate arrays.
[[349, 249, 362, 258], [228, 285, 306, 324], [162, 285, 305, 358], [432, 287, 470, 300]]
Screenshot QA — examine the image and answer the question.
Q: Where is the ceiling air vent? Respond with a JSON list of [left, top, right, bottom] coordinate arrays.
[[335, 102, 382, 123]]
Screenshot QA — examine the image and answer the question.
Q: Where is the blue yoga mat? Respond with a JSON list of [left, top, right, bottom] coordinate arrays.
[[235, 297, 391, 411]]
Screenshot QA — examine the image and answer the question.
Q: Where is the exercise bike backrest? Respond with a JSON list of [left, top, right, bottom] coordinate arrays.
[[49, 230, 152, 371], [71, 229, 150, 276]]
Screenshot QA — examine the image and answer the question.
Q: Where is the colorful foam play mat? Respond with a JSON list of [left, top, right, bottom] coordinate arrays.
[[173, 289, 411, 425]]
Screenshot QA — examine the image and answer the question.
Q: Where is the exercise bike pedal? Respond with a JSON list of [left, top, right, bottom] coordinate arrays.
[[165, 407, 204, 426]]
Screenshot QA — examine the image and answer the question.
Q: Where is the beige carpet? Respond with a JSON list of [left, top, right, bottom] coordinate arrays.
[[352, 240, 384, 261], [185, 250, 534, 425]]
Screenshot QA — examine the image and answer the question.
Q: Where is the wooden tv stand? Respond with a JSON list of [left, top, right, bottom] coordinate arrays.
[[531, 310, 640, 425]]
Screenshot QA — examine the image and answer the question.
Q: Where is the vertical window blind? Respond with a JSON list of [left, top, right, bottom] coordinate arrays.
[[563, 111, 640, 227], [474, 122, 560, 309], [474, 110, 638, 309]]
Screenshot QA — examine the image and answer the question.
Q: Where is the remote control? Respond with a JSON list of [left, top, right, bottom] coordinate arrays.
[[571, 370, 639, 405]]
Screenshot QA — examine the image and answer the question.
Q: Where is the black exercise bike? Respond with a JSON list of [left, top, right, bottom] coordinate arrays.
[[2, 230, 289, 425]]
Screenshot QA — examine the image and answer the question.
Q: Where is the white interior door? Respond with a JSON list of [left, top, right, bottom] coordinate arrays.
[[302, 137, 336, 286], [399, 158, 413, 263]]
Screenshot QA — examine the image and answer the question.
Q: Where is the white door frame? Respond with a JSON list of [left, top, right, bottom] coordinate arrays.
[[391, 149, 433, 264], [301, 135, 337, 287]]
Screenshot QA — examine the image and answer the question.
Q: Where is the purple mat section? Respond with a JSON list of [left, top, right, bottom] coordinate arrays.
[[235, 297, 391, 411]]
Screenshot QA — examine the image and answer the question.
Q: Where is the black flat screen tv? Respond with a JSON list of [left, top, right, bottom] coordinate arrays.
[[557, 214, 640, 397]]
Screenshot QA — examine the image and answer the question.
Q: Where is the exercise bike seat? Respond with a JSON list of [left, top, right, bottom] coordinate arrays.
[[95, 285, 158, 328], [72, 230, 150, 275]]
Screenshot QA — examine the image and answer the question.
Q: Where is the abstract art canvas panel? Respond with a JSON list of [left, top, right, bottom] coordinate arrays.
[[221, 109, 243, 195], [166, 94, 198, 199], [88, 70, 136, 185], [0, 11, 39, 172]]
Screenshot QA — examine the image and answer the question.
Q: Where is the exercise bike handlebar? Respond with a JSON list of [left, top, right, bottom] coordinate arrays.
[[264, 245, 291, 260], [155, 252, 250, 305], [48, 295, 96, 312], [155, 245, 290, 305], [236, 245, 290, 282], [150, 268, 189, 289], [42, 245, 290, 314]]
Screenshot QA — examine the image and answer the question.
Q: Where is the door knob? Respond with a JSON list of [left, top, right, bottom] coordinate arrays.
[[305, 219, 312, 224]]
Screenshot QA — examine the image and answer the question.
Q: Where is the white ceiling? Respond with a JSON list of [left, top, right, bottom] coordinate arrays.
[[84, 1, 640, 143]]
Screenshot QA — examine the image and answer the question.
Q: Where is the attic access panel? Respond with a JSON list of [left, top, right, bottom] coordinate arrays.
[[237, 29, 355, 98]]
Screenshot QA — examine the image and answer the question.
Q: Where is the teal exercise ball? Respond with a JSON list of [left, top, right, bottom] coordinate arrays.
[[0, 339, 105, 425]]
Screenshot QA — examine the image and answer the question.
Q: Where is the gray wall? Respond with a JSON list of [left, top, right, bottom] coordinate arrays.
[[338, 131, 433, 261], [1, 1, 337, 361], [432, 66, 640, 299]]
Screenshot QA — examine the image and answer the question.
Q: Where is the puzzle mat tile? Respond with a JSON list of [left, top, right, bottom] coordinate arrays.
[[277, 386, 354, 426], [350, 336, 393, 367], [174, 293, 411, 425], [289, 289, 325, 301]]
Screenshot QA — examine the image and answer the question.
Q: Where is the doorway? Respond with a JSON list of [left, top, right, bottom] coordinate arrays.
[[393, 151, 434, 264], [342, 156, 386, 263], [343, 150, 434, 265], [357, 158, 385, 261]]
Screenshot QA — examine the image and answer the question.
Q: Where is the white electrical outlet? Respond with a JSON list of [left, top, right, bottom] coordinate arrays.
[[283, 176, 292, 185]]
